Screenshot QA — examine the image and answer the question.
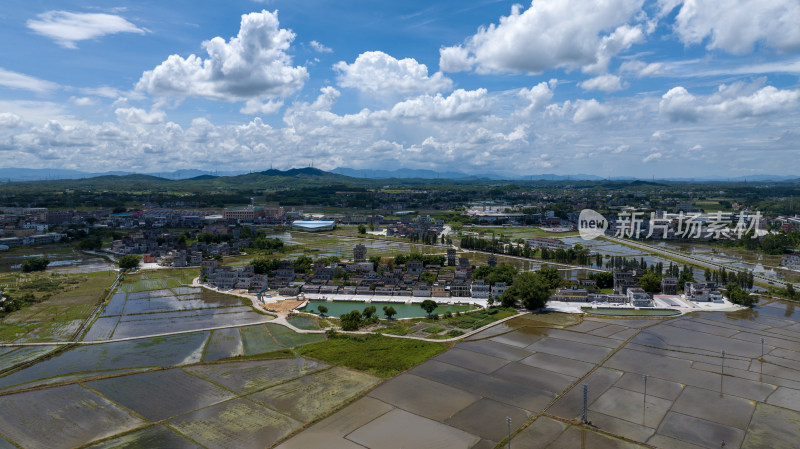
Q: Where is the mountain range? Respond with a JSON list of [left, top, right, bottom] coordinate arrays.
[[0, 167, 797, 183]]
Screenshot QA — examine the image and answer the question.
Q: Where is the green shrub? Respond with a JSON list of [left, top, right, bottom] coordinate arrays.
[[21, 257, 50, 273]]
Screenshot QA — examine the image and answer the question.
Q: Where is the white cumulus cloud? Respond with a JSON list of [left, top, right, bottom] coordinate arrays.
[[573, 99, 609, 123], [136, 10, 308, 101], [115, 107, 165, 125], [662, 0, 800, 54], [391, 89, 490, 121], [439, 46, 473, 72], [27, 11, 146, 49], [334, 51, 452, 95], [659, 86, 699, 122], [439, 0, 646, 74], [619, 60, 664, 77], [660, 81, 800, 122], [579, 74, 626, 92], [651, 130, 675, 142], [240, 99, 284, 115], [0, 113, 24, 128], [309, 40, 332, 53], [70, 96, 97, 106]]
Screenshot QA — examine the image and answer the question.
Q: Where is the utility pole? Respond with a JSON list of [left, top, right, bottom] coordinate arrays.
[[506, 416, 511, 449], [582, 384, 588, 424], [720, 350, 725, 395]]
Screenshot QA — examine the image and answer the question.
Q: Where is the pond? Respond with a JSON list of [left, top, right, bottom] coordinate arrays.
[[301, 300, 475, 319]]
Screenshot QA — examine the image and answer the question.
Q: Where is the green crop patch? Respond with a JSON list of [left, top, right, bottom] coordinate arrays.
[[298, 333, 449, 378], [239, 324, 283, 355], [287, 315, 320, 330], [0, 271, 117, 343], [265, 323, 325, 348]]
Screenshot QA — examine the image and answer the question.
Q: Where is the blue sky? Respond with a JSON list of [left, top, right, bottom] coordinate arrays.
[[1, 0, 799, 177]]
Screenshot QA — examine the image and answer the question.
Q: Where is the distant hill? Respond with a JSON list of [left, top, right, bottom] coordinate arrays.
[[331, 167, 491, 179], [332, 167, 612, 181], [0, 167, 246, 182], [0, 166, 797, 185]]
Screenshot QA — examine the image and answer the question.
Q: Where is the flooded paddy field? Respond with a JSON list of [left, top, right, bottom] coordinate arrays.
[[0, 320, 327, 393], [0, 270, 355, 449], [0, 331, 210, 391], [118, 269, 200, 293], [0, 356, 379, 449], [279, 299, 800, 449], [85, 284, 270, 341], [233, 323, 323, 356]]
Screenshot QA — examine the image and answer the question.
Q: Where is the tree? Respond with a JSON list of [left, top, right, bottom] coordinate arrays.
[[420, 299, 438, 317], [588, 271, 613, 289], [21, 257, 49, 273], [252, 257, 281, 274], [118, 255, 141, 271], [537, 266, 563, 289], [639, 271, 662, 294], [358, 224, 367, 234], [362, 305, 377, 319], [501, 271, 553, 310], [340, 310, 362, 331], [76, 237, 102, 251], [472, 263, 518, 286], [317, 305, 328, 316], [678, 265, 694, 290], [383, 305, 397, 320], [419, 271, 437, 284], [787, 283, 796, 300], [726, 284, 756, 307], [293, 255, 313, 273]]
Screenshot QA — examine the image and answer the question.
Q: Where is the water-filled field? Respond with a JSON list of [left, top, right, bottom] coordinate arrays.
[[0, 356, 378, 449], [302, 300, 474, 319], [279, 300, 800, 449], [582, 307, 682, 317], [86, 286, 270, 340], [0, 332, 210, 391]]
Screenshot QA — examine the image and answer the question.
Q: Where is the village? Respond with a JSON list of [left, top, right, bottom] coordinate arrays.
[[196, 242, 740, 317]]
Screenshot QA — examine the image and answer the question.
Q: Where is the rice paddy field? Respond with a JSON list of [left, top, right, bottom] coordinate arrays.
[[279, 300, 800, 449], [0, 358, 379, 449], [5, 238, 799, 448], [118, 269, 200, 293], [84, 276, 268, 341], [0, 265, 371, 448]]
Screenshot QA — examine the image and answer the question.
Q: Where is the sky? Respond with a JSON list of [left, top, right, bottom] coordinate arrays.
[[1, 0, 799, 178]]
